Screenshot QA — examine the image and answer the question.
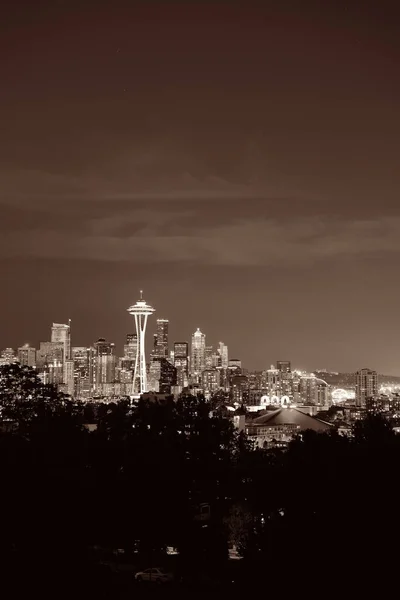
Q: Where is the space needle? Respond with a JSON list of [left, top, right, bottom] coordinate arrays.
[[127, 291, 155, 395]]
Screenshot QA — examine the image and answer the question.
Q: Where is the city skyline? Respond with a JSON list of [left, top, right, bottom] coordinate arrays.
[[0, 306, 396, 376]]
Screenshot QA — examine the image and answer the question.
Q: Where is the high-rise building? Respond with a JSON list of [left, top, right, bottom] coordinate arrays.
[[124, 333, 138, 357], [64, 359, 75, 397], [191, 328, 206, 381], [127, 291, 155, 394], [155, 318, 169, 358], [48, 360, 64, 385], [0, 348, 16, 365], [218, 342, 229, 368], [93, 338, 116, 389], [51, 322, 71, 360], [299, 375, 330, 406], [356, 368, 378, 408], [202, 368, 221, 394], [231, 375, 249, 404], [37, 341, 64, 369], [17, 344, 36, 367], [205, 345, 214, 369], [72, 346, 94, 398], [148, 356, 177, 394], [174, 342, 189, 387], [51, 322, 71, 383]]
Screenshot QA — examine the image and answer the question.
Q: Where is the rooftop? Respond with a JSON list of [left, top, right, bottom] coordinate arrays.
[[250, 408, 332, 432]]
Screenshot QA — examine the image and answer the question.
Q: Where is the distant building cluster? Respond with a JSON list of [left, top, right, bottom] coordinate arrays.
[[0, 293, 232, 401], [2, 292, 398, 446]]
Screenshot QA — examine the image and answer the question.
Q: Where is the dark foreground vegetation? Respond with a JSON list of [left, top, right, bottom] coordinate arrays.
[[0, 364, 398, 597]]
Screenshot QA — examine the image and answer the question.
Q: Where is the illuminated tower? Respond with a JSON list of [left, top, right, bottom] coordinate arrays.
[[190, 328, 206, 381], [127, 291, 155, 395], [156, 318, 169, 358]]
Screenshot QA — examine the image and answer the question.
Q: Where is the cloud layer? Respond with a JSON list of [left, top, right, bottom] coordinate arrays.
[[1, 202, 399, 267]]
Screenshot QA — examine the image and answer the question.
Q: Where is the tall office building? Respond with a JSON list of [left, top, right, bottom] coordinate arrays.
[[51, 322, 71, 383], [155, 319, 169, 358], [124, 333, 138, 361], [356, 368, 378, 408], [205, 345, 214, 369], [202, 369, 221, 394], [218, 342, 229, 368], [37, 341, 64, 369], [277, 360, 292, 396], [93, 338, 116, 388], [174, 342, 189, 387], [148, 357, 177, 394], [51, 322, 71, 360], [17, 344, 36, 367], [72, 346, 94, 398], [64, 359, 75, 397], [191, 328, 206, 380]]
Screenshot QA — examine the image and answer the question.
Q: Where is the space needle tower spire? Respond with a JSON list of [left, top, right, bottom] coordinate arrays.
[[127, 290, 155, 395]]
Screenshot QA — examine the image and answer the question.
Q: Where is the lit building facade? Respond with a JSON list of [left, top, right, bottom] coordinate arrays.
[[205, 346, 214, 369], [17, 344, 36, 367], [202, 368, 221, 394], [51, 322, 71, 381], [356, 368, 378, 408], [218, 342, 229, 368], [155, 318, 169, 358], [0, 348, 16, 365], [37, 342, 64, 369], [191, 328, 206, 381], [174, 342, 189, 387], [93, 338, 116, 388], [72, 346, 94, 398]]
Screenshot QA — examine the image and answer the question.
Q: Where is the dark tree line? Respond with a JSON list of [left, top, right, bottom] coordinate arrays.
[[0, 363, 399, 596]]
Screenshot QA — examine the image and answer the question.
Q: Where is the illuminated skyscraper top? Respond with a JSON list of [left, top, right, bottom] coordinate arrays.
[[127, 291, 155, 395]]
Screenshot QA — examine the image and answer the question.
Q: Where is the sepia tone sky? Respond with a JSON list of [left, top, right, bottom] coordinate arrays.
[[1, 0, 400, 373]]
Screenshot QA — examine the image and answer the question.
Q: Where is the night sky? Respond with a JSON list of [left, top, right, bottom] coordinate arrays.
[[1, 1, 400, 373]]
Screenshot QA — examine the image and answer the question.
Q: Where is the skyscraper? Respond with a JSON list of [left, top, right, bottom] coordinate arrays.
[[51, 322, 71, 383], [124, 333, 138, 363], [93, 338, 116, 388], [218, 342, 229, 368], [155, 318, 169, 358], [127, 291, 155, 394], [37, 341, 64, 369], [72, 346, 94, 398], [17, 344, 36, 367], [356, 368, 378, 408], [51, 322, 71, 360], [174, 342, 189, 387], [205, 345, 214, 369], [191, 328, 206, 381]]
